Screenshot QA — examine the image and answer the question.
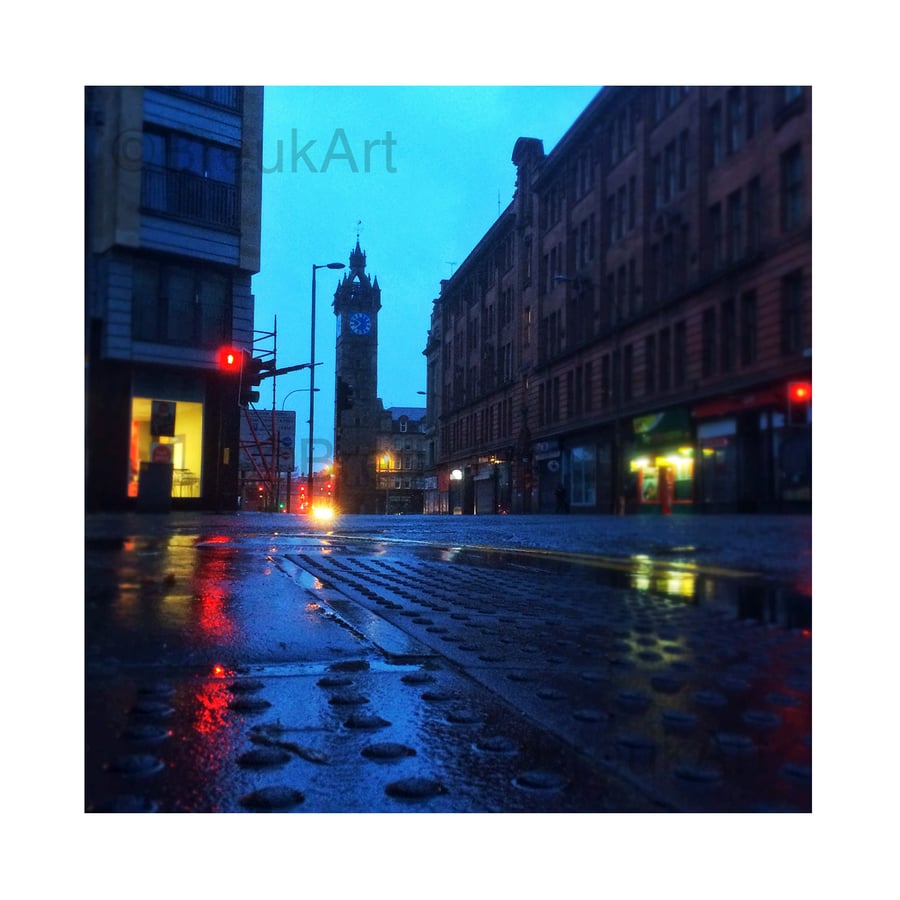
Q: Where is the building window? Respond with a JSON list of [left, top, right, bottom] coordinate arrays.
[[664, 140, 677, 202], [720, 298, 736, 373], [132, 258, 231, 347], [781, 144, 804, 231], [628, 177, 636, 230], [747, 176, 762, 255], [661, 233, 674, 298], [502, 288, 514, 327], [542, 377, 560, 424], [128, 397, 204, 499], [746, 87, 759, 140], [612, 349, 622, 407], [727, 189, 744, 262], [674, 321, 687, 387], [702, 308, 717, 378], [168, 86, 242, 111], [659, 327, 671, 391], [709, 203, 723, 270], [600, 354, 611, 409], [628, 258, 638, 317], [570, 444, 597, 507], [781, 271, 805, 355], [574, 149, 593, 198], [709, 102, 723, 168], [678, 130, 689, 191], [676, 224, 689, 291], [613, 266, 625, 323], [501, 341, 513, 384], [645, 334, 656, 395], [648, 245, 659, 307], [623, 343, 634, 401], [740, 290, 758, 366], [652, 156, 662, 210], [584, 361, 594, 412], [726, 87, 743, 155], [141, 130, 240, 231]]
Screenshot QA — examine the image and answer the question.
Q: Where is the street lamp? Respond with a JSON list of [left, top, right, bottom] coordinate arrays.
[[308, 262, 345, 502], [281, 387, 317, 411]]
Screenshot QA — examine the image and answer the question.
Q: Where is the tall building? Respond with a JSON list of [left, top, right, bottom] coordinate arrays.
[[375, 407, 428, 514], [85, 86, 263, 512], [424, 86, 811, 515], [333, 240, 382, 513]]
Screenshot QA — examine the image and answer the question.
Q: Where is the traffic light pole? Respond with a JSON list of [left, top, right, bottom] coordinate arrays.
[[308, 265, 318, 504]]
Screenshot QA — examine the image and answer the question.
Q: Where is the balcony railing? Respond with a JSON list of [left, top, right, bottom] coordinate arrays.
[[141, 165, 239, 231]]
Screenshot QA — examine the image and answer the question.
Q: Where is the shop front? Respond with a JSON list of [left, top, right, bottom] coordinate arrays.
[[129, 396, 204, 502], [691, 385, 810, 512], [123, 367, 238, 511], [626, 408, 695, 514]]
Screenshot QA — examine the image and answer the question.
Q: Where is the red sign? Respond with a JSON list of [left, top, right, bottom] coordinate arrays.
[[151, 443, 173, 464]]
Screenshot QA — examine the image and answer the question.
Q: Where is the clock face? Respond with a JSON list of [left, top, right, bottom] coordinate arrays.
[[349, 312, 371, 335]]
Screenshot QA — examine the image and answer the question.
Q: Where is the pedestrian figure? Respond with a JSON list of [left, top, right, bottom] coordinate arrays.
[[555, 482, 568, 513]]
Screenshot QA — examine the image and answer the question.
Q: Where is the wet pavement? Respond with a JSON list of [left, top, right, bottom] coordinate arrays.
[[85, 512, 812, 813]]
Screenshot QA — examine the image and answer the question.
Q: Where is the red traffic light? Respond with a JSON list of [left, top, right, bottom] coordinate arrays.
[[788, 381, 812, 403], [219, 346, 242, 371]]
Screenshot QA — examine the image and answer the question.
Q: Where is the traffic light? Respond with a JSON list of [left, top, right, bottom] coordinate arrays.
[[241, 355, 263, 407], [787, 381, 812, 426], [239, 355, 276, 407], [337, 377, 355, 411], [219, 346, 241, 372]]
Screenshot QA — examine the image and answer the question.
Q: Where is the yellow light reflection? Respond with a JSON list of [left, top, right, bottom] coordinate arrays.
[[628, 559, 696, 600]]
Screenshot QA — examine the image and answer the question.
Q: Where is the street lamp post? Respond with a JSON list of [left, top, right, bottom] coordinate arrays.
[[308, 262, 345, 504]]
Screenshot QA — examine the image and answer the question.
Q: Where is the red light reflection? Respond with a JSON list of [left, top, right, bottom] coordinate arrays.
[[194, 541, 237, 644], [193, 677, 232, 735]]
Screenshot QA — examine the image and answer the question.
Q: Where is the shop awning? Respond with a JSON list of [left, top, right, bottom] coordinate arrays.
[[692, 388, 783, 419]]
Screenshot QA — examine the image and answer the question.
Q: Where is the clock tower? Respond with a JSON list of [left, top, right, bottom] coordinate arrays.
[[333, 239, 382, 514]]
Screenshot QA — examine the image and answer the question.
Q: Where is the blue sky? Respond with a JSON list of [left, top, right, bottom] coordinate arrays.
[[251, 86, 601, 466]]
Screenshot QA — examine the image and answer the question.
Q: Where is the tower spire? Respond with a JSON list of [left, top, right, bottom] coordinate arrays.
[[349, 236, 366, 277]]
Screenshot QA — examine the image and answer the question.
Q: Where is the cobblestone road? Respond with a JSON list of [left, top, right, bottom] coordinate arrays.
[[85, 516, 811, 814]]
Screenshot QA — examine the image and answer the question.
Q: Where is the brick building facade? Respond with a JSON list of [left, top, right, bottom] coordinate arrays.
[[423, 86, 811, 515]]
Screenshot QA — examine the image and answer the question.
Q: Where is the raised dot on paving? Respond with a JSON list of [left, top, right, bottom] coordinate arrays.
[[475, 735, 519, 755], [361, 742, 417, 761], [237, 746, 292, 768], [107, 753, 164, 778], [385, 777, 447, 799], [228, 678, 266, 694], [239, 786, 305, 811], [513, 769, 569, 792]]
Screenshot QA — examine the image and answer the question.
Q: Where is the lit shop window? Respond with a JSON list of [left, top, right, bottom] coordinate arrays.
[[570, 444, 597, 507], [630, 450, 694, 506], [128, 397, 204, 498]]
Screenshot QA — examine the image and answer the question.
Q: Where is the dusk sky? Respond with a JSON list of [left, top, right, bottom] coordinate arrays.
[[251, 86, 601, 466]]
